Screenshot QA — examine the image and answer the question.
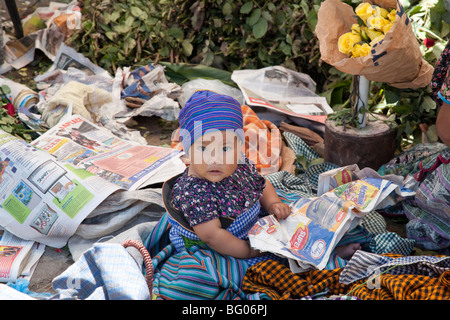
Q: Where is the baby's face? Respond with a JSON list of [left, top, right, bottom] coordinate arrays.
[[188, 130, 241, 183]]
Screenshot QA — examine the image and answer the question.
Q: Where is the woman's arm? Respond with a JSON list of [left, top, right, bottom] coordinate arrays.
[[436, 101, 450, 147], [193, 218, 261, 259], [259, 179, 290, 219]]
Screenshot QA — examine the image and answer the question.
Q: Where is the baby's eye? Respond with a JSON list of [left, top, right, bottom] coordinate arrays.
[[198, 146, 207, 152], [223, 146, 231, 152]]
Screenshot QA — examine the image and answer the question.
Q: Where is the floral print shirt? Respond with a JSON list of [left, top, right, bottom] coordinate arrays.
[[171, 156, 266, 227], [431, 41, 450, 107]]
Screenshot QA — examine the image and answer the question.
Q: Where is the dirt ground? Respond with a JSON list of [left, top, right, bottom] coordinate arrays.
[[0, 0, 411, 296]]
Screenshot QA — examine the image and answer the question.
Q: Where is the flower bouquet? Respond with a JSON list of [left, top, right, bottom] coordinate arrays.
[[338, 3, 396, 59], [316, 0, 433, 89]]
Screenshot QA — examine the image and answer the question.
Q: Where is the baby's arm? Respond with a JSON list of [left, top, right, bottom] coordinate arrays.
[[193, 218, 261, 259], [260, 179, 291, 219]]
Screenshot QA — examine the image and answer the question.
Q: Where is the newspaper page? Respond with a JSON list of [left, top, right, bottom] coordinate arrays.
[[0, 130, 121, 248], [31, 115, 185, 191], [231, 66, 333, 124], [0, 229, 41, 282], [249, 177, 405, 272]]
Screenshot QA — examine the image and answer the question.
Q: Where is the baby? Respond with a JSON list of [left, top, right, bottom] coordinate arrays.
[[168, 90, 290, 260]]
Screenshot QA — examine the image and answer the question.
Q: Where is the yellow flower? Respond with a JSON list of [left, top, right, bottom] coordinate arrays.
[[364, 26, 383, 40], [351, 43, 371, 58], [351, 23, 361, 35], [382, 22, 393, 34], [370, 34, 385, 46], [355, 3, 374, 23], [338, 32, 362, 55], [367, 15, 390, 31], [387, 9, 397, 22], [373, 6, 389, 18]]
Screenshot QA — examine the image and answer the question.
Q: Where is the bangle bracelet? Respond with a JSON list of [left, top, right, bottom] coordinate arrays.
[[438, 91, 450, 105]]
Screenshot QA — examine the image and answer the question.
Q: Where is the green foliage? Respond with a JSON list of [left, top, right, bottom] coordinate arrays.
[[68, 0, 327, 86], [67, 0, 449, 150]]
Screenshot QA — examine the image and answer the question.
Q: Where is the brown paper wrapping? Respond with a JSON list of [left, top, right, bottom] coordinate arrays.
[[315, 0, 434, 89]]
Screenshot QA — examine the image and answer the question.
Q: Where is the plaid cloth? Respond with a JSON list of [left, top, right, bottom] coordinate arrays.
[[243, 259, 349, 300], [266, 131, 339, 197], [243, 258, 450, 300], [368, 232, 415, 256], [347, 272, 450, 300]]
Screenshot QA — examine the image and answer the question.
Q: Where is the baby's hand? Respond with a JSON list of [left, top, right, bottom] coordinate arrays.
[[268, 202, 291, 220]]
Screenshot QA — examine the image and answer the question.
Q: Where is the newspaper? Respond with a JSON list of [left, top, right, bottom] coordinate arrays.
[[231, 66, 334, 125], [0, 114, 184, 248], [0, 128, 121, 247], [249, 177, 410, 272], [0, 229, 45, 282], [31, 114, 185, 191], [317, 164, 415, 209]]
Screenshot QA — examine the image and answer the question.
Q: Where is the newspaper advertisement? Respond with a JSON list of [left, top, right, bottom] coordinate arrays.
[[231, 66, 333, 125], [0, 229, 45, 282], [249, 177, 408, 272], [31, 115, 185, 191], [0, 129, 121, 247], [317, 164, 415, 209]]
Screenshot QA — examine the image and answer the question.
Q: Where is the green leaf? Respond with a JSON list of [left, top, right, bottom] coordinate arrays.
[[279, 41, 291, 55], [124, 15, 135, 27], [291, 39, 302, 56], [105, 31, 117, 41], [420, 95, 436, 112], [168, 27, 184, 41], [222, 3, 232, 16], [181, 39, 193, 56], [248, 8, 261, 26], [392, 104, 414, 115], [240, 2, 253, 14], [130, 6, 143, 18], [112, 24, 131, 34], [124, 37, 136, 54], [253, 18, 268, 39], [110, 11, 120, 22], [1, 85, 11, 95], [201, 48, 214, 66], [267, 3, 276, 12], [384, 89, 400, 104]]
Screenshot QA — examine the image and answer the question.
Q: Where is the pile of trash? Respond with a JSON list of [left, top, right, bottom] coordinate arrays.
[[0, 1, 447, 301]]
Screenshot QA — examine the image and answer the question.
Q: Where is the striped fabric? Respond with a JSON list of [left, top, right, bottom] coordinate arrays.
[[172, 105, 282, 174], [51, 243, 151, 300], [167, 201, 280, 266], [339, 250, 450, 284], [178, 90, 244, 153], [168, 201, 260, 252], [403, 147, 450, 250], [146, 213, 268, 300]]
